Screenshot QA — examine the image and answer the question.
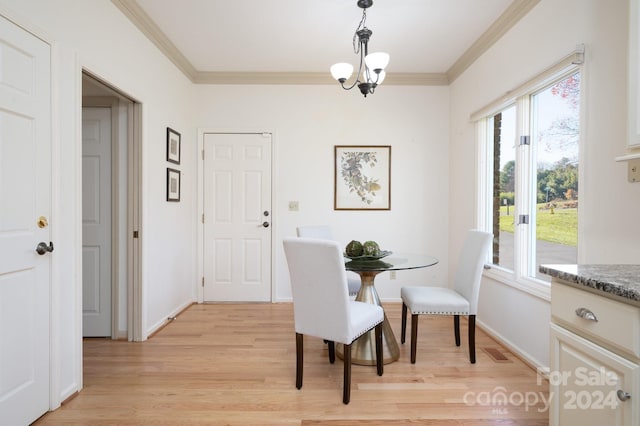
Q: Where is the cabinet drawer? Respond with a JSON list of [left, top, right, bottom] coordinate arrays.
[[551, 282, 640, 359]]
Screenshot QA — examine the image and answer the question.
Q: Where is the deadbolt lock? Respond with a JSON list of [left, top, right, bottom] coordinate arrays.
[[37, 216, 48, 228]]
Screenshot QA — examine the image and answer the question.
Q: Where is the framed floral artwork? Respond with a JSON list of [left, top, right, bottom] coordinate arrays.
[[166, 127, 181, 164], [166, 168, 181, 202], [334, 145, 391, 210]]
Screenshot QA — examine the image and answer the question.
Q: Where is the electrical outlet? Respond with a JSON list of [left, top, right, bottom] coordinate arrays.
[[390, 271, 396, 280], [288, 201, 299, 211]]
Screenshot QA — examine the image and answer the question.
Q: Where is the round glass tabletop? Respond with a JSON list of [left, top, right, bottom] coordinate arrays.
[[345, 253, 438, 272]]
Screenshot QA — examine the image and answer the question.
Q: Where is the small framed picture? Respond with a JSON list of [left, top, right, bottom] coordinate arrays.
[[334, 145, 391, 210], [166, 127, 181, 164], [166, 168, 181, 202]]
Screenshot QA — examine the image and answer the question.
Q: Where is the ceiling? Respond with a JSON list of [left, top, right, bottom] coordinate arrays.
[[112, 0, 539, 85]]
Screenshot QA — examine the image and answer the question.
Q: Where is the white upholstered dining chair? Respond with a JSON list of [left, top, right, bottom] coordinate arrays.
[[296, 225, 361, 296], [283, 237, 384, 404], [400, 230, 492, 364]]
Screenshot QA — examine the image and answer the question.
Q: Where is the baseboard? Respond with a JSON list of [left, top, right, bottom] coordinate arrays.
[[147, 300, 196, 339], [476, 318, 549, 376], [61, 391, 79, 405]]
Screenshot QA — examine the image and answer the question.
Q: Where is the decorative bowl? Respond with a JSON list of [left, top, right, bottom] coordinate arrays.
[[344, 250, 392, 261]]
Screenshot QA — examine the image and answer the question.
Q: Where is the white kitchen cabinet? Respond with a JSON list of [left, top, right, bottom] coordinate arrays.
[[550, 280, 639, 426], [550, 324, 638, 426]]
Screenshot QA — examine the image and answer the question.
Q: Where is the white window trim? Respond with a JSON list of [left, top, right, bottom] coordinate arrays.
[[470, 45, 584, 121], [474, 46, 584, 302]]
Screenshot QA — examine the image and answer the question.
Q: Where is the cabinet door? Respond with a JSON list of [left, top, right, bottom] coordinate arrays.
[[550, 324, 638, 426]]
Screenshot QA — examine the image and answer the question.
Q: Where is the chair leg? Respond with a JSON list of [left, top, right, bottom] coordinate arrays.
[[328, 341, 336, 364], [454, 315, 461, 346], [343, 343, 352, 404], [401, 303, 407, 344], [296, 333, 303, 389], [468, 315, 476, 364], [410, 314, 418, 364], [375, 322, 383, 376]]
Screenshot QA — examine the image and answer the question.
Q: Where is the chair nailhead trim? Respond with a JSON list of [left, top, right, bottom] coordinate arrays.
[[352, 319, 383, 342]]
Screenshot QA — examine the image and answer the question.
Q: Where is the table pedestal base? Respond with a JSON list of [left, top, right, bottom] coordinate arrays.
[[337, 271, 399, 365]]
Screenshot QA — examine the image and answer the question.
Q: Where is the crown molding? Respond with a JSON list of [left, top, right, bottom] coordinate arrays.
[[111, 0, 198, 80], [192, 72, 331, 85], [191, 71, 449, 86], [384, 73, 449, 86], [446, 0, 541, 83], [113, 0, 537, 87]]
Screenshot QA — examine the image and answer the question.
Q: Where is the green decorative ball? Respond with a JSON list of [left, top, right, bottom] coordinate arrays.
[[345, 240, 363, 257], [362, 240, 380, 256]]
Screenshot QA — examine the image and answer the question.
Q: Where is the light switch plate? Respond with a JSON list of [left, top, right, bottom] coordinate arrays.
[[288, 201, 299, 211], [628, 158, 640, 182]]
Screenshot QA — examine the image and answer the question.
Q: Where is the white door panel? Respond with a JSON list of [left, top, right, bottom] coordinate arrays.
[[82, 107, 112, 336], [0, 14, 51, 425], [203, 133, 272, 302]]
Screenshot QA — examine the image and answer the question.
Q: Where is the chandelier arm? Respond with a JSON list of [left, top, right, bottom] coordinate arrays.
[[364, 67, 381, 85], [338, 45, 365, 91]]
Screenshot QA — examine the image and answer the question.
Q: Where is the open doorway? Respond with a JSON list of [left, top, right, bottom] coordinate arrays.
[[82, 72, 142, 341]]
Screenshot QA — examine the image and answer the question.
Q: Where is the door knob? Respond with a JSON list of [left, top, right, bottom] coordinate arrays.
[[262, 221, 270, 228], [36, 241, 54, 255]]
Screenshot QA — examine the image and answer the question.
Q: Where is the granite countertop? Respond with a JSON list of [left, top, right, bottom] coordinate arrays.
[[539, 264, 640, 305]]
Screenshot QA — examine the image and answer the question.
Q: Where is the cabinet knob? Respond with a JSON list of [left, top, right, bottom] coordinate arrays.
[[575, 307, 598, 322], [617, 390, 631, 402]]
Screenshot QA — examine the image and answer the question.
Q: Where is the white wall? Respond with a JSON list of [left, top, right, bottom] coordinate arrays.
[[449, 0, 640, 369], [194, 84, 451, 301], [0, 0, 199, 405]]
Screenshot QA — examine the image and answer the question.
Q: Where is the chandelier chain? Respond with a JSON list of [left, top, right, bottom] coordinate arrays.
[[352, 8, 367, 54]]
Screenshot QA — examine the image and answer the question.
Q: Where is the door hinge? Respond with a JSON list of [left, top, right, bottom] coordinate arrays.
[[518, 214, 529, 225], [202, 277, 204, 287], [202, 149, 204, 160], [519, 135, 530, 146], [202, 214, 205, 224], [133, 230, 139, 238]]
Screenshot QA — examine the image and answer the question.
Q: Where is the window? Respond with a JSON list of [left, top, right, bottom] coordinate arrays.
[[476, 68, 581, 292], [531, 75, 579, 279], [490, 105, 516, 272]]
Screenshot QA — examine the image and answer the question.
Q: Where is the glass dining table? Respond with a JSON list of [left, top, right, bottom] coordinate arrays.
[[337, 253, 439, 365]]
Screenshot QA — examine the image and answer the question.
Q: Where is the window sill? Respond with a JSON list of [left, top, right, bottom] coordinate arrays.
[[483, 267, 551, 302]]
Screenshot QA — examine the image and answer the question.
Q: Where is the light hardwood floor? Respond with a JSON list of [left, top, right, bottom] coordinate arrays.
[[35, 303, 549, 425]]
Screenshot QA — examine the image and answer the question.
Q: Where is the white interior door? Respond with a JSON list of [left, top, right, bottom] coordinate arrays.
[[82, 107, 112, 336], [0, 15, 52, 425], [203, 133, 272, 302]]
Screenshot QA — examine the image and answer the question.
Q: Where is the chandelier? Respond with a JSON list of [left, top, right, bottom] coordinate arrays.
[[330, 0, 389, 97]]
